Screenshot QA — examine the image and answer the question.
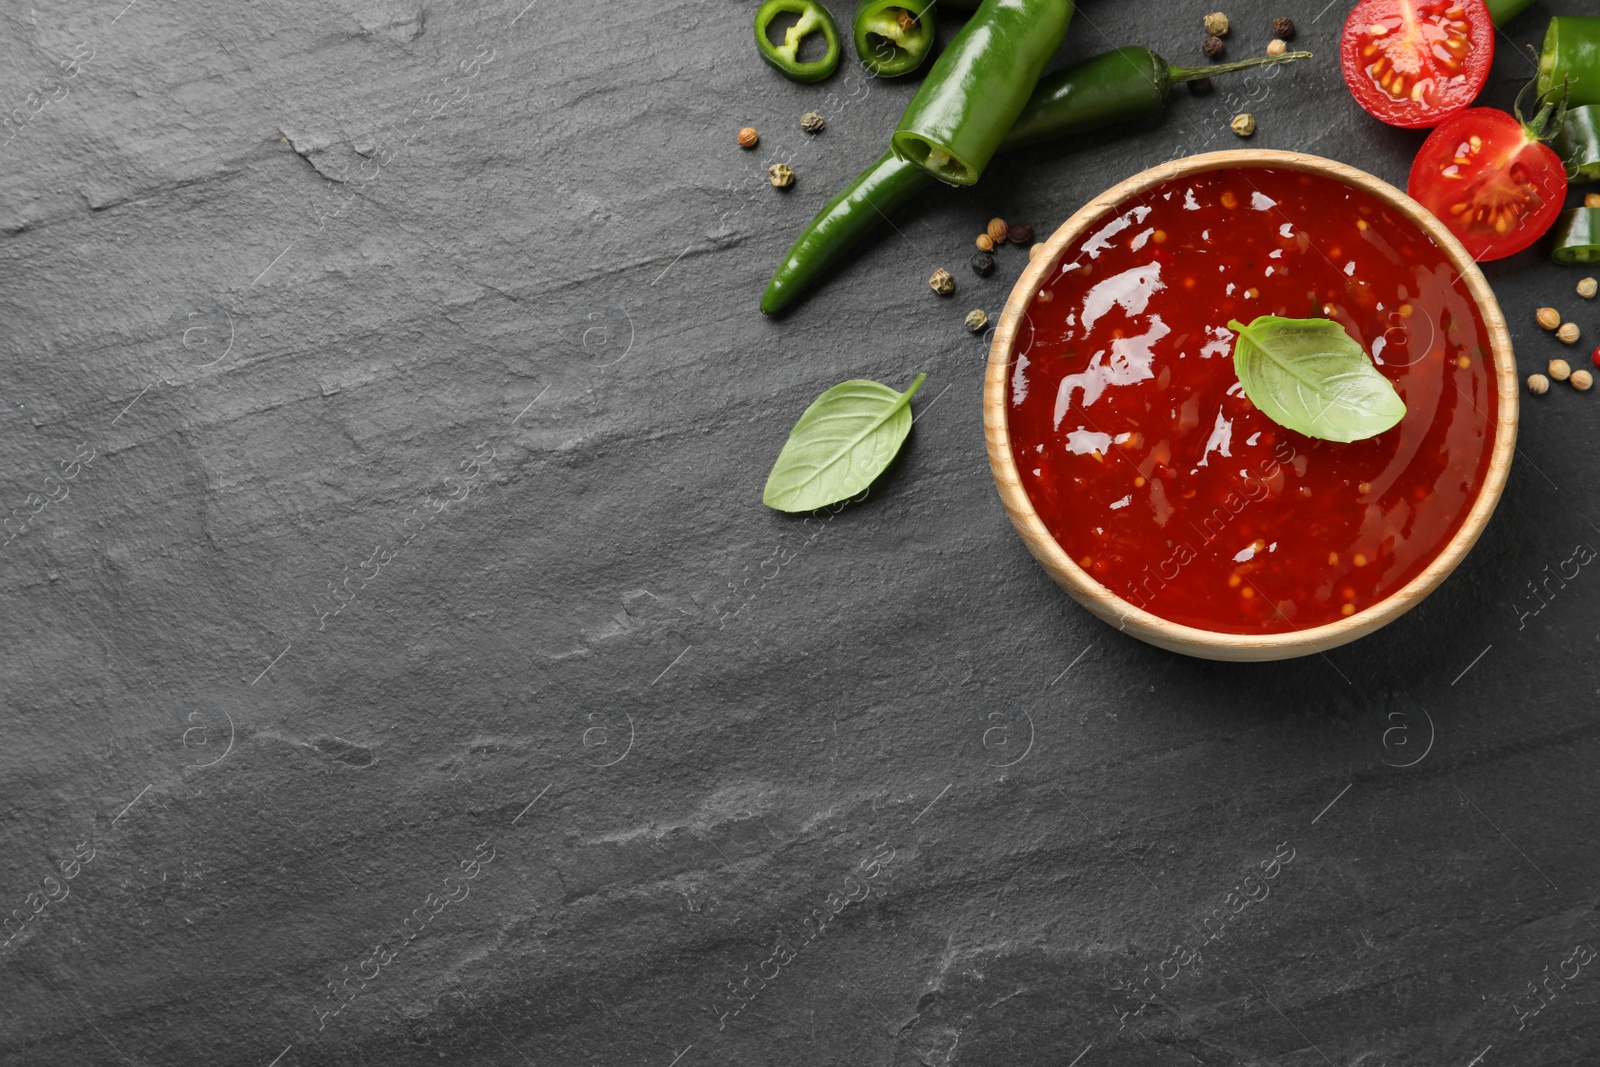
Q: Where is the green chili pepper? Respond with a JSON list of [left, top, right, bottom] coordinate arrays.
[[755, 0, 843, 84], [1551, 207, 1600, 264], [1485, 0, 1536, 26], [1556, 103, 1600, 182], [1005, 48, 1309, 149], [854, 0, 937, 77], [762, 46, 1311, 314], [1538, 17, 1600, 109], [890, 0, 1077, 186]]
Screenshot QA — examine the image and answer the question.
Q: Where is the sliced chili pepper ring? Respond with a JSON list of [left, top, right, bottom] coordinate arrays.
[[854, 0, 937, 77], [1538, 16, 1600, 108], [1552, 208, 1600, 265], [1556, 103, 1600, 182], [754, 0, 842, 84]]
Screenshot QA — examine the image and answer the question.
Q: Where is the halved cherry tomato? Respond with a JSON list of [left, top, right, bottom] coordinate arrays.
[[1341, 0, 1495, 129], [1408, 106, 1568, 261]]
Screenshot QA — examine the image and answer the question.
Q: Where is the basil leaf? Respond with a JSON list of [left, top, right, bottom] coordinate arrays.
[[1228, 315, 1406, 443], [762, 374, 926, 513]]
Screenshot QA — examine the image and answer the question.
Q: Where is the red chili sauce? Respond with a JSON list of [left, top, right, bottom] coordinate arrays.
[[1006, 167, 1497, 633]]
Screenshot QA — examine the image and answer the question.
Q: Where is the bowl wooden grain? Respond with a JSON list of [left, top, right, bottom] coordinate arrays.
[[983, 150, 1518, 662]]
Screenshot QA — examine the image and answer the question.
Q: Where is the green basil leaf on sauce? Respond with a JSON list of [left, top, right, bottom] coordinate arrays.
[[762, 374, 926, 513], [1228, 316, 1406, 444]]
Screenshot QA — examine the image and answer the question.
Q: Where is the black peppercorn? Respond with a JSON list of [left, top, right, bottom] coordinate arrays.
[[1008, 221, 1034, 244], [1188, 76, 1214, 95], [1273, 16, 1295, 39], [1203, 35, 1225, 58], [970, 252, 996, 277]]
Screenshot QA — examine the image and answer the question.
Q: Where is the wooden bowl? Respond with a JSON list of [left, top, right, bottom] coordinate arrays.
[[983, 150, 1518, 662]]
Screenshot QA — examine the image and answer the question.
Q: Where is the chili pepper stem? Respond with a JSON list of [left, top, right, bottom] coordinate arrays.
[[1167, 50, 1313, 85]]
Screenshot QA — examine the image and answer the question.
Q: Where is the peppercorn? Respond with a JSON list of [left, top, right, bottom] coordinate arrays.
[[1203, 35, 1225, 58], [1273, 17, 1296, 39], [929, 268, 955, 295], [1188, 76, 1215, 95], [1266, 38, 1287, 56], [976, 233, 995, 253], [965, 309, 989, 332], [986, 218, 1009, 243], [1528, 373, 1550, 395], [1588, 193, 1600, 209], [800, 111, 825, 134], [1204, 11, 1230, 36], [1558, 321, 1581, 344], [768, 163, 794, 188], [738, 127, 759, 149], [1573, 369, 1594, 391], [1009, 221, 1035, 244], [1536, 307, 1561, 331], [1593, 344, 1600, 368], [1579, 277, 1597, 299], [1231, 113, 1256, 137], [1549, 358, 1572, 381], [970, 252, 996, 277]]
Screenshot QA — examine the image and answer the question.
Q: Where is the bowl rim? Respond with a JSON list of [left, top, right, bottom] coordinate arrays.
[[982, 149, 1519, 662]]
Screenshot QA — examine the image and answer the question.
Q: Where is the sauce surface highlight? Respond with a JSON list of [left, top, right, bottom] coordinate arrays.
[[1007, 167, 1497, 633]]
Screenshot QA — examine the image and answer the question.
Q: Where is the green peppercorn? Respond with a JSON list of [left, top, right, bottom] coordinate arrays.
[[965, 309, 989, 332]]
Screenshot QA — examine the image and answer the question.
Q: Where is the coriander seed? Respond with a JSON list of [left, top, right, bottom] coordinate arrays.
[[971, 252, 996, 277], [1536, 307, 1561, 331], [1578, 277, 1597, 299], [1528, 372, 1550, 395], [1231, 113, 1256, 137], [976, 233, 995, 253], [1029, 243, 1044, 260], [800, 111, 825, 134], [1558, 321, 1581, 344], [1549, 358, 1572, 381], [929, 268, 955, 295], [1588, 193, 1600, 209], [1203, 35, 1225, 58], [987, 217, 1009, 243], [1273, 16, 1296, 39], [768, 163, 794, 188], [738, 126, 759, 149], [965, 309, 989, 332], [1009, 221, 1035, 244], [1204, 11, 1230, 36], [1266, 38, 1287, 56], [1574, 369, 1595, 391]]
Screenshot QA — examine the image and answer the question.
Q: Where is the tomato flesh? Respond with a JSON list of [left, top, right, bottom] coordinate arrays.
[[1408, 108, 1568, 261], [1341, 0, 1494, 128]]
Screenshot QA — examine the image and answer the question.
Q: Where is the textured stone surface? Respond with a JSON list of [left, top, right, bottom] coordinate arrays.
[[3, 0, 1599, 1064]]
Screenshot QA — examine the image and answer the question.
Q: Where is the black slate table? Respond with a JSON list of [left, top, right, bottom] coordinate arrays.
[[4, 0, 1600, 1063]]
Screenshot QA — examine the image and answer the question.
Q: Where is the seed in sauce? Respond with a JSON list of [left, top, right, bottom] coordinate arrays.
[[1005, 167, 1496, 633]]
